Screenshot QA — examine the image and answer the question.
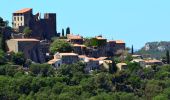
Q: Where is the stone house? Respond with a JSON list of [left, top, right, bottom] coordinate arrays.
[[85, 36, 125, 58], [114, 40, 126, 51], [73, 44, 87, 55], [79, 55, 100, 72], [6, 38, 45, 63], [140, 59, 163, 68], [67, 34, 83, 44], [48, 58, 62, 68], [54, 52, 79, 64], [116, 63, 127, 71]]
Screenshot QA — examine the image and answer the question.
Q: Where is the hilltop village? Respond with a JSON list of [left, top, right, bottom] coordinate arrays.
[[1, 8, 170, 100], [5, 8, 127, 72], [1, 8, 165, 72]]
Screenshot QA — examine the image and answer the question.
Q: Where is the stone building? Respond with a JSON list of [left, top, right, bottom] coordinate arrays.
[[67, 34, 84, 44], [114, 40, 126, 51], [73, 44, 87, 55], [6, 39, 46, 63], [12, 8, 58, 39], [48, 58, 62, 68], [54, 52, 79, 64], [79, 55, 100, 72]]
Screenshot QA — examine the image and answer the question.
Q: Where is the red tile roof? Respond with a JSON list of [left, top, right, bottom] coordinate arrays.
[[11, 39, 39, 42], [88, 57, 99, 61], [14, 8, 32, 14], [73, 44, 86, 47], [145, 59, 162, 63], [60, 53, 78, 56], [48, 59, 61, 64], [95, 36, 106, 40], [67, 34, 83, 40], [115, 40, 125, 44], [79, 55, 87, 58]]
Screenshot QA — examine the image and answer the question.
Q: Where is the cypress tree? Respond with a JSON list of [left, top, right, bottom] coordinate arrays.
[[131, 45, 134, 55], [166, 50, 170, 64], [62, 29, 64, 36], [66, 27, 70, 35]]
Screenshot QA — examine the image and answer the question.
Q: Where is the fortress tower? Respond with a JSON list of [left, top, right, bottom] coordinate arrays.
[[12, 8, 58, 39]]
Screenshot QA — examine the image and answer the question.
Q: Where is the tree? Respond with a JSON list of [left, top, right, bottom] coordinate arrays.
[[84, 38, 106, 47], [23, 27, 32, 38], [50, 39, 73, 54], [66, 27, 70, 35], [0, 17, 9, 52], [30, 63, 54, 76], [0, 32, 6, 52], [131, 45, 134, 55], [166, 50, 170, 64], [109, 58, 117, 74], [0, 50, 6, 64], [12, 52, 26, 65], [0, 17, 6, 28], [62, 28, 65, 36]]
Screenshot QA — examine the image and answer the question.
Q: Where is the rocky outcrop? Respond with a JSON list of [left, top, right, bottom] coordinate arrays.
[[137, 41, 170, 59]]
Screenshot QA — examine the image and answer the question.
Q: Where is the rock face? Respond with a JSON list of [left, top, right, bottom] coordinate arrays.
[[137, 41, 170, 59]]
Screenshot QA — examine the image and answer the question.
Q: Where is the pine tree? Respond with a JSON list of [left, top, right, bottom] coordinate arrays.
[[62, 29, 64, 36], [131, 45, 134, 55], [66, 27, 70, 35], [166, 50, 170, 64]]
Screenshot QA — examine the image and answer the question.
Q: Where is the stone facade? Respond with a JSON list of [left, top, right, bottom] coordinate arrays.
[[12, 8, 58, 40], [6, 39, 46, 63], [67, 34, 83, 44], [54, 53, 79, 64], [73, 44, 86, 55]]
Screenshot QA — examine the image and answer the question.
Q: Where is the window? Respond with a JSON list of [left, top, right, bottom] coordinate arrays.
[[17, 17, 19, 21], [14, 23, 16, 27], [21, 23, 22, 26], [14, 17, 16, 21], [20, 17, 22, 21]]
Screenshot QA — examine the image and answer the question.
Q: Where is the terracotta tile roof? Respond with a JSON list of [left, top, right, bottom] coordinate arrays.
[[95, 36, 106, 40], [145, 59, 162, 63], [48, 59, 61, 64], [67, 34, 83, 40], [132, 55, 142, 57], [88, 57, 99, 61], [73, 44, 86, 47], [79, 55, 87, 58], [115, 40, 125, 44], [60, 53, 78, 56], [97, 57, 108, 60], [14, 8, 32, 14], [10, 39, 40, 42], [108, 40, 116, 43]]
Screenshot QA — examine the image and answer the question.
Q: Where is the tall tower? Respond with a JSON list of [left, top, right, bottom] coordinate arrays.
[[44, 13, 57, 37], [12, 8, 33, 31]]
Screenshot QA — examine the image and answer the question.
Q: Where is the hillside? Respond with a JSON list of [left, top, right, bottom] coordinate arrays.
[[136, 41, 170, 59]]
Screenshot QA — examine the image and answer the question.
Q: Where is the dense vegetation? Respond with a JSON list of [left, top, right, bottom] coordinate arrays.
[[84, 38, 106, 47], [0, 56, 170, 100], [50, 39, 73, 54]]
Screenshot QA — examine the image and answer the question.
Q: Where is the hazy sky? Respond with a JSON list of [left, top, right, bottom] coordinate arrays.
[[1, 0, 170, 49]]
